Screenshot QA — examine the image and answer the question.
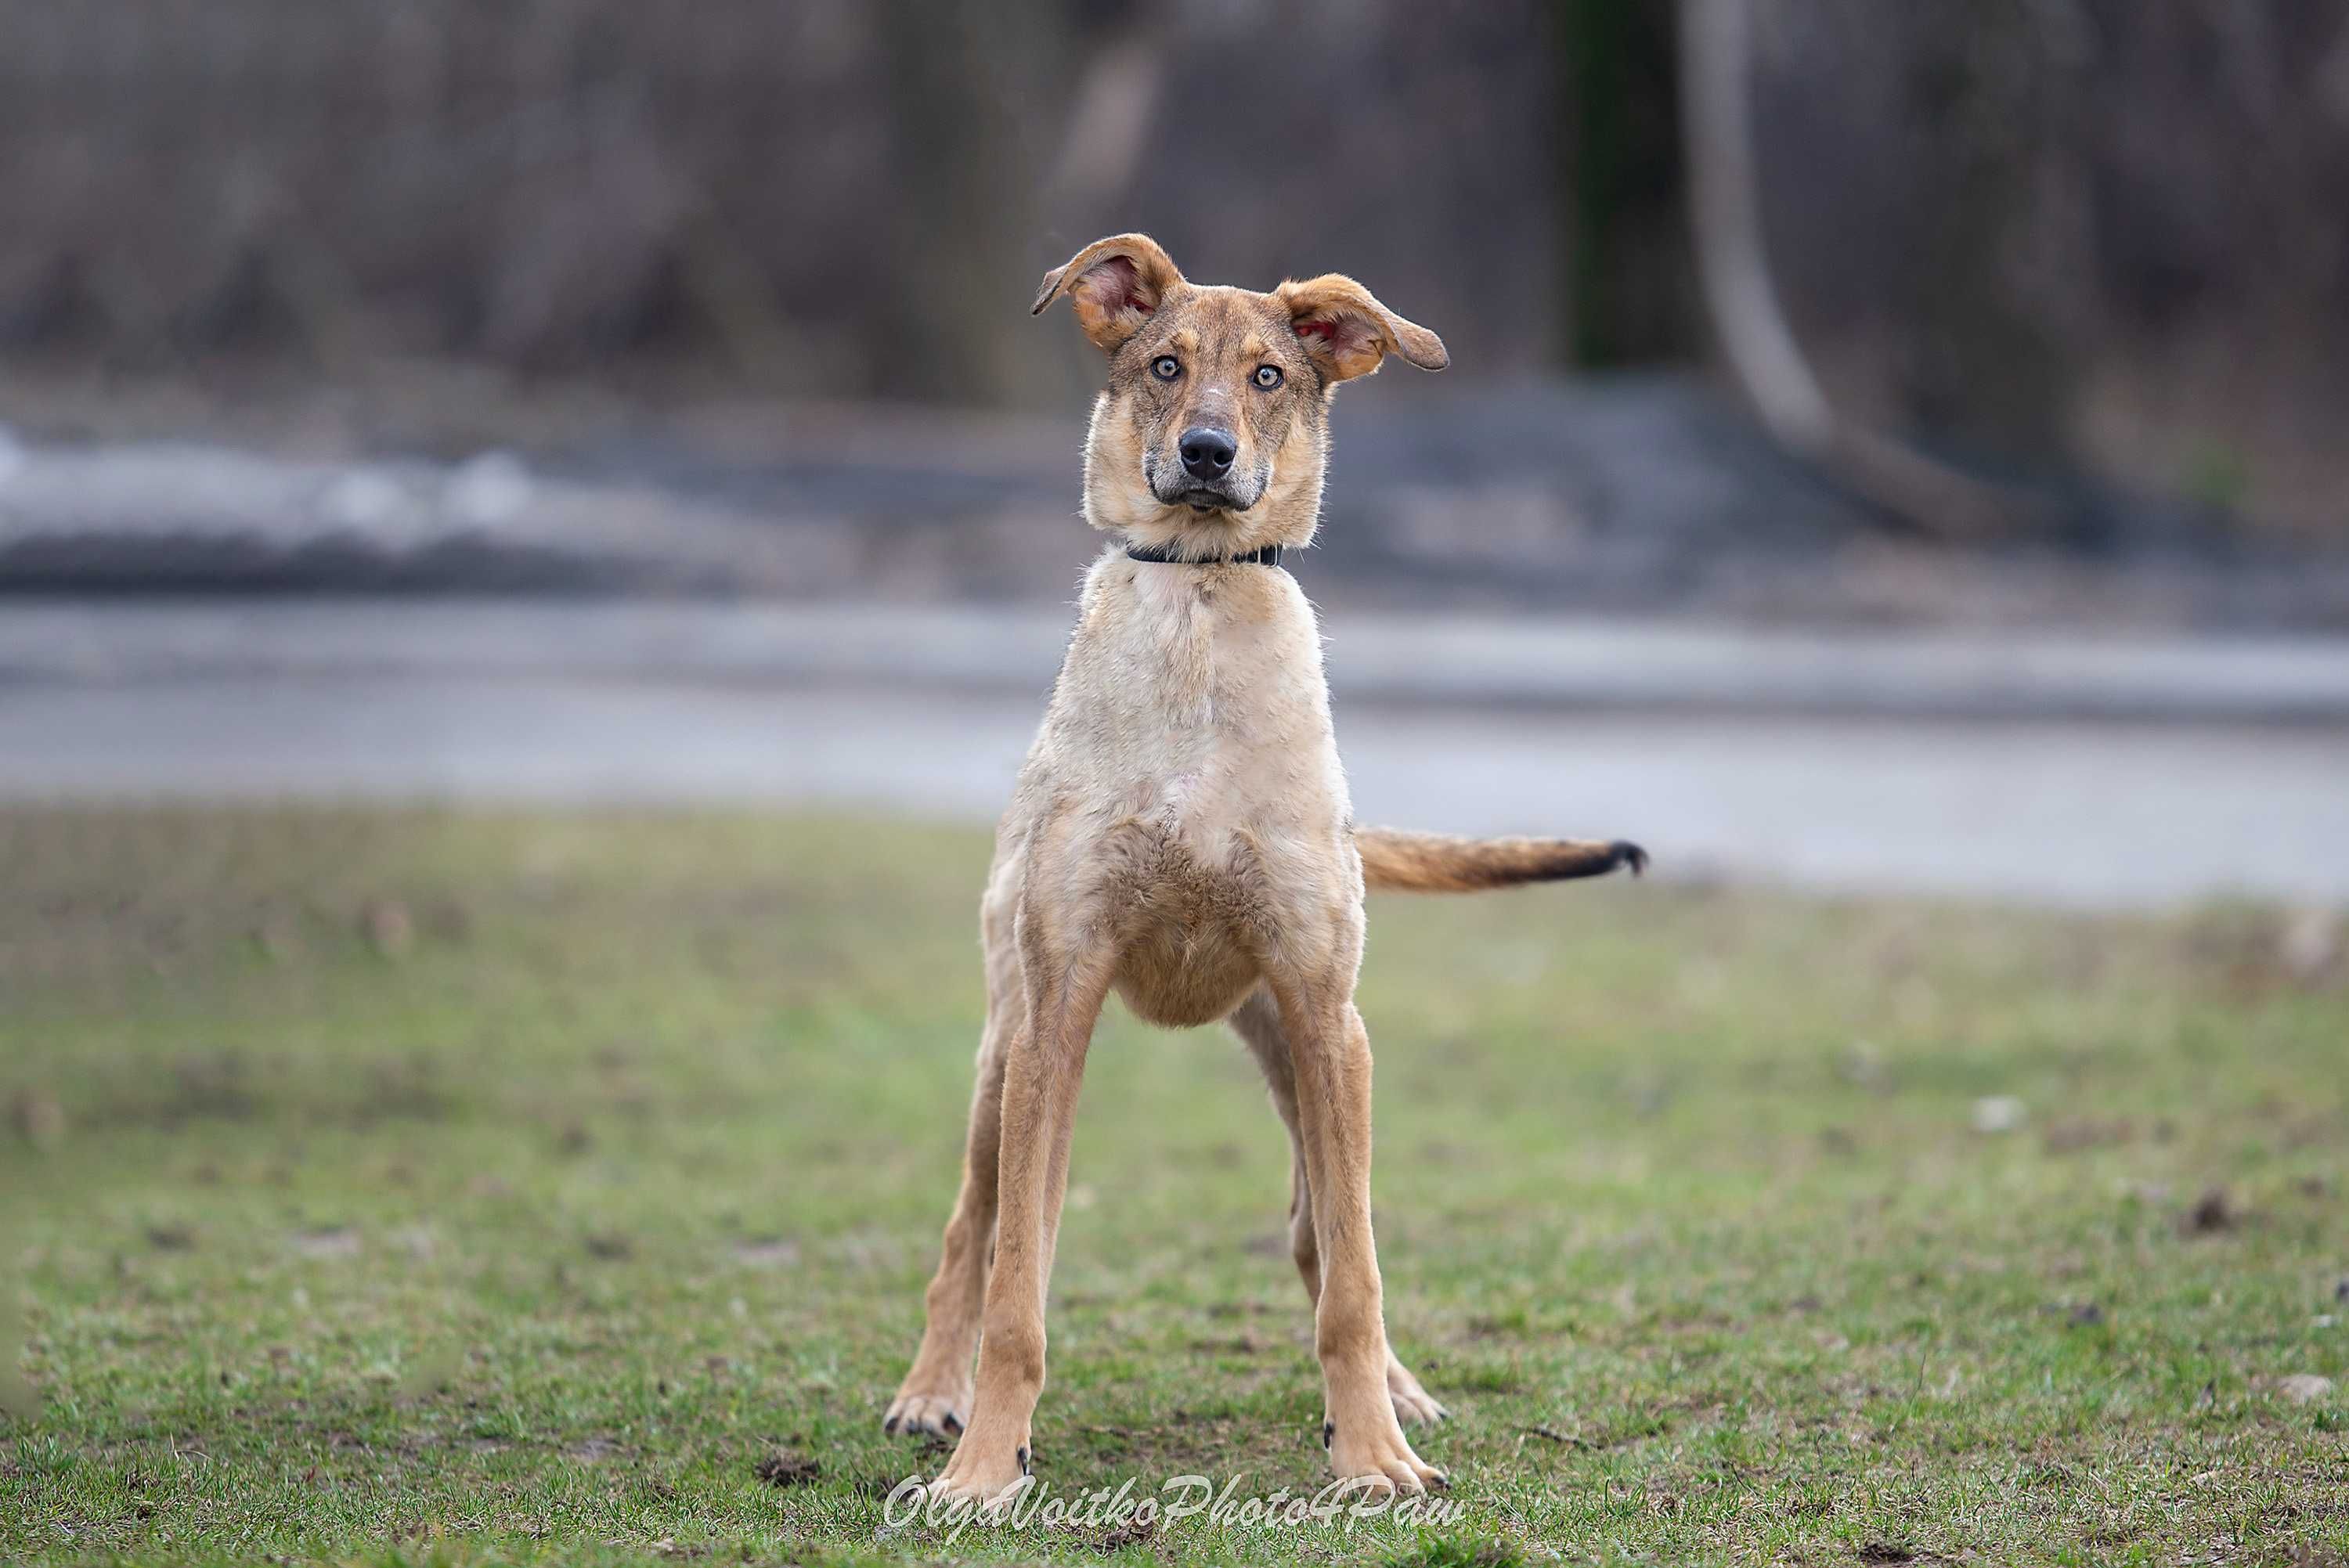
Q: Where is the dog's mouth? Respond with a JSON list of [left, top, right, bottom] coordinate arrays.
[[1149, 480, 1255, 515]]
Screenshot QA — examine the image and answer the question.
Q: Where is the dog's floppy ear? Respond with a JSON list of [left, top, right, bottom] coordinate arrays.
[[1276, 274, 1449, 382], [1031, 233, 1184, 353]]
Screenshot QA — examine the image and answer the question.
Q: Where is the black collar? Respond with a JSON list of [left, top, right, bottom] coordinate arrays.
[[1125, 539, 1286, 568]]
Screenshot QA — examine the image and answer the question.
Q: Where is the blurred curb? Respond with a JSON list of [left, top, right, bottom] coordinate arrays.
[[7, 599, 2349, 725], [0, 439, 811, 593], [12, 410, 2349, 633]]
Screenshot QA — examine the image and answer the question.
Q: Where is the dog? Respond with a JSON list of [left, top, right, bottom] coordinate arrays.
[[885, 233, 1644, 1502]]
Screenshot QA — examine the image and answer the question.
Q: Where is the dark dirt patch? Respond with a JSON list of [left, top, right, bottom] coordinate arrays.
[[2185, 1186, 2241, 1235], [752, 1450, 820, 1488], [1069, 1509, 1156, 1554]]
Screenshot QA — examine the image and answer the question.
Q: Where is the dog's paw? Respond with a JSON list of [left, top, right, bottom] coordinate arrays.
[[1610, 840, 1649, 876], [1324, 1411, 1446, 1496], [1386, 1357, 1450, 1426], [883, 1386, 970, 1441], [926, 1434, 1033, 1509]]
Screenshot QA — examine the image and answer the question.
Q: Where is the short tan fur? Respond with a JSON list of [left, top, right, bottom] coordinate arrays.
[[886, 233, 1644, 1504]]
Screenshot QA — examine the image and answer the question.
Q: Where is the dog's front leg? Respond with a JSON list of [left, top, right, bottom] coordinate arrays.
[[1272, 979, 1447, 1496], [927, 943, 1110, 1505], [886, 884, 1025, 1441], [882, 1022, 1008, 1440]]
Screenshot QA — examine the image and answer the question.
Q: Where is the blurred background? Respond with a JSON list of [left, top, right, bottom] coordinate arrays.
[[3, 0, 2348, 907]]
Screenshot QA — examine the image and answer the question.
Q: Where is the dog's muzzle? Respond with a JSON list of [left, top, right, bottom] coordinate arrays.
[[1146, 460, 1261, 514]]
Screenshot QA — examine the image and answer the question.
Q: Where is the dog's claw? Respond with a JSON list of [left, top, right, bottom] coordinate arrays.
[[1322, 1419, 1334, 1449], [1326, 1409, 1443, 1496], [883, 1390, 971, 1441]]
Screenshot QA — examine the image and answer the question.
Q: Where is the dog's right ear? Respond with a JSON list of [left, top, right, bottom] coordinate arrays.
[[1030, 234, 1184, 353]]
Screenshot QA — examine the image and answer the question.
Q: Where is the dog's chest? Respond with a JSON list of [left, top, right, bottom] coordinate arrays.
[[1027, 564, 1355, 1026], [1084, 568, 1342, 839]]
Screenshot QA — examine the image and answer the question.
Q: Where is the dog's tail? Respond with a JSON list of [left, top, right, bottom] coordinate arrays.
[[1356, 828, 1647, 893]]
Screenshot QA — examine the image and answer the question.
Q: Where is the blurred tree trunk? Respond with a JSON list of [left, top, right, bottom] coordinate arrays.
[[1548, 0, 1694, 367], [875, 0, 1070, 406], [1890, 0, 2071, 456], [1680, 0, 2025, 537]]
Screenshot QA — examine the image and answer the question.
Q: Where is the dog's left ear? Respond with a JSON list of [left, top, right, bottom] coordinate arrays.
[[1031, 233, 1185, 353], [1276, 275, 1449, 382]]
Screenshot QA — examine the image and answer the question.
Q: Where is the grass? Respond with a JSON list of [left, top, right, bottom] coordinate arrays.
[[1, 806, 2344, 1566]]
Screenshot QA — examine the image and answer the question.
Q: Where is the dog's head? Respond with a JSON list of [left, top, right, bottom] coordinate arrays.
[[1033, 233, 1446, 561]]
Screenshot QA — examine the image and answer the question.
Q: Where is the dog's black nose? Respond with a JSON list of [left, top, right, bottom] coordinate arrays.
[[1178, 427, 1237, 481]]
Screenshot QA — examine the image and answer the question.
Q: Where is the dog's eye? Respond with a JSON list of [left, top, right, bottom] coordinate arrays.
[[1152, 355, 1181, 381], [1254, 365, 1283, 390]]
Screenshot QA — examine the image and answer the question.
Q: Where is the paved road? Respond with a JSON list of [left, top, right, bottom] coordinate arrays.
[[5, 601, 2346, 909]]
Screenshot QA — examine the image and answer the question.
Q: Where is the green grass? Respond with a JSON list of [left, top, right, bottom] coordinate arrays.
[[2, 807, 2344, 1566]]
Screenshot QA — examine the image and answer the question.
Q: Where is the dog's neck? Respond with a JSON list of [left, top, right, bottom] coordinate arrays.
[[1124, 538, 1285, 568]]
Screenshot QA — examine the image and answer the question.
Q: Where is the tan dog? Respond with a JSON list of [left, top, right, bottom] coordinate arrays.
[[886, 233, 1644, 1502]]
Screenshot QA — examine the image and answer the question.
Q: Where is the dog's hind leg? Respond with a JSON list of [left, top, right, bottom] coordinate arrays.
[[884, 872, 1023, 1441], [1257, 969, 1444, 1494], [1229, 988, 1449, 1428]]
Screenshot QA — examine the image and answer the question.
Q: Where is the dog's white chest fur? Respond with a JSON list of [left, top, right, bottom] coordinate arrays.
[[1003, 552, 1358, 1026], [1059, 556, 1348, 838]]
